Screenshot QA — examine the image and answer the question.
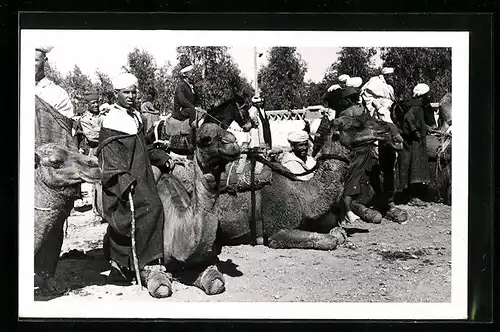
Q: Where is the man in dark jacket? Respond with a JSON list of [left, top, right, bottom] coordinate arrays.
[[172, 64, 200, 126], [397, 83, 432, 206]]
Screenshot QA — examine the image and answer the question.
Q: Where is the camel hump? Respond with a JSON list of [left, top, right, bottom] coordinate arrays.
[[157, 172, 192, 211]]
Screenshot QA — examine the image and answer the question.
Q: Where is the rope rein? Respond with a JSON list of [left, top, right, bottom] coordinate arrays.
[[252, 153, 349, 181]]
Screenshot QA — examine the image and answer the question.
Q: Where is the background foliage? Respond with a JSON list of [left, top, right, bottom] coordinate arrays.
[[43, 46, 451, 115]]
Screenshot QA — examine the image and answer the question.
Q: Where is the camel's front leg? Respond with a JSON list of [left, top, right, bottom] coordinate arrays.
[[268, 229, 345, 250], [192, 264, 226, 295]]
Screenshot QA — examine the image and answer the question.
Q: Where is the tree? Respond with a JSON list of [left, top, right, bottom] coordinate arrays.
[[174, 46, 254, 109], [258, 47, 308, 110], [154, 62, 176, 115], [126, 48, 158, 100], [63, 65, 94, 115], [329, 47, 378, 84], [380, 47, 451, 101], [94, 70, 115, 104]]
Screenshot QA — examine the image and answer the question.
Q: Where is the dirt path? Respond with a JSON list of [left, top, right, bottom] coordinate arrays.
[[35, 202, 451, 303]]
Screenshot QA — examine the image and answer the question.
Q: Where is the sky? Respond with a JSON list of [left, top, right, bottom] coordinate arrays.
[[28, 30, 382, 84]]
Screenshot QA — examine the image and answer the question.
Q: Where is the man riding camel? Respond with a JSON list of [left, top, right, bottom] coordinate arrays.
[[360, 67, 396, 119], [170, 61, 205, 157]]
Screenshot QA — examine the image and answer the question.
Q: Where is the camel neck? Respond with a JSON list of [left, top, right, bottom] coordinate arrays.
[[192, 155, 220, 213], [295, 142, 349, 220]]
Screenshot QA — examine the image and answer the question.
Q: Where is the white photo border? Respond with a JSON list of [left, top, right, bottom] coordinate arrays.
[[19, 30, 469, 320]]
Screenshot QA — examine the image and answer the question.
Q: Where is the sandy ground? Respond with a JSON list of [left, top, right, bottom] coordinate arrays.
[[34, 201, 451, 303]]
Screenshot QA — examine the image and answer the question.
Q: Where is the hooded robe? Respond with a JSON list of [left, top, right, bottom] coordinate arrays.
[[396, 97, 431, 191], [96, 104, 168, 270]]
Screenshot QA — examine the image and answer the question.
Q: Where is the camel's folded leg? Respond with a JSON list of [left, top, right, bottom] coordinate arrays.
[[350, 202, 383, 224], [268, 229, 341, 250], [192, 265, 226, 296]]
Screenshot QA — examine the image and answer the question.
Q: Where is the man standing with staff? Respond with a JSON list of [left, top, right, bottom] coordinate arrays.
[[97, 72, 174, 299]]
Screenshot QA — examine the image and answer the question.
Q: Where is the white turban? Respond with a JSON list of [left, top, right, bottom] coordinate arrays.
[[36, 45, 54, 54], [327, 84, 341, 92], [346, 77, 363, 88], [338, 74, 350, 82], [180, 64, 194, 74], [381, 67, 394, 75], [251, 96, 262, 103], [287, 130, 309, 144], [112, 73, 138, 90], [413, 83, 430, 97]]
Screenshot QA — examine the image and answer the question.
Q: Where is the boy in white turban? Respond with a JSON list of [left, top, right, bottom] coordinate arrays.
[[281, 131, 317, 181]]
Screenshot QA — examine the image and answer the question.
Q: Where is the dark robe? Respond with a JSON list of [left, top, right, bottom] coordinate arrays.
[[96, 112, 167, 270], [256, 106, 272, 148], [312, 115, 331, 157], [396, 97, 431, 191], [343, 143, 379, 203], [172, 80, 199, 123]]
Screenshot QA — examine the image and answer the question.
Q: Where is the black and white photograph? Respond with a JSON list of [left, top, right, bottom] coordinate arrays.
[[19, 29, 469, 320]]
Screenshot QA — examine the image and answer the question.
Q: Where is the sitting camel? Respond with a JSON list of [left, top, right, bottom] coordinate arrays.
[[168, 114, 404, 250], [34, 143, 101, 292], [155, 123, 241, 296], [217, 114, 405, 249]]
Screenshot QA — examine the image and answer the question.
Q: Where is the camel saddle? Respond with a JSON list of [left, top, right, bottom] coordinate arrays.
[[155, 117, 193, 154], [170, 156, 273, 197], [221, 157, 273, 194]]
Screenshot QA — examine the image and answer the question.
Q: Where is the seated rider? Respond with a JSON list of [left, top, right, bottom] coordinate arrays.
[[281, 130, 317, 181]]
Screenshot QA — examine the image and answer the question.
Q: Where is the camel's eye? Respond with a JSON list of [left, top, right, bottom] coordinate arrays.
[[48, 154, 65, 168]]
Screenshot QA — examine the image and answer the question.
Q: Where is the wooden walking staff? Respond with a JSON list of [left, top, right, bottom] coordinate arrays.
[[249, 148, 257, 246], [128, 190, 142, 290]]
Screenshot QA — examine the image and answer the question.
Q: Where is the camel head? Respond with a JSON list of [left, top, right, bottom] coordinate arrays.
[[35, 143, 101, 188], [330, 113, 404, 151], [195, 123, 241, 175]]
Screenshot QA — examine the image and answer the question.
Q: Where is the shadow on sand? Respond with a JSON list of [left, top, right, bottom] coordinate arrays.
[[34, 250, 244, 301]]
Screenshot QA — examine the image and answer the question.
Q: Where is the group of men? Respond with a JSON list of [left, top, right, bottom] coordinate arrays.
[[306, 68, 450, 224]]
